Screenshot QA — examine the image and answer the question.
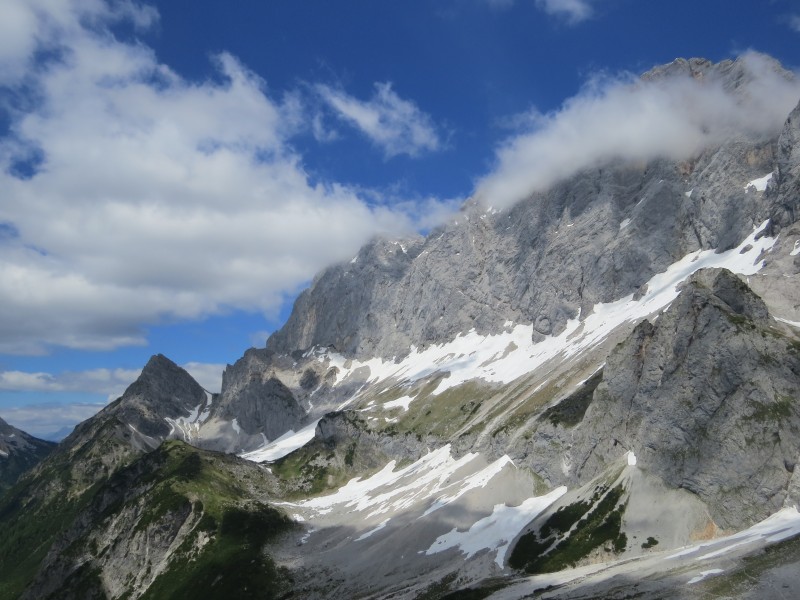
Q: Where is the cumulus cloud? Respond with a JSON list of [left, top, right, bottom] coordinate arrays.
[[0, 1, 449, 355], [181, 362, 225, 393], [317, 82, 442, 158], [1, 402, 106, 439], [0, 367, 140, 398], [476, 52, 800, 209]]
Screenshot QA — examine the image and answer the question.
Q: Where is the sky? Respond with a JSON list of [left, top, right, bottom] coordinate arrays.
[[1, 0, 799, 439]]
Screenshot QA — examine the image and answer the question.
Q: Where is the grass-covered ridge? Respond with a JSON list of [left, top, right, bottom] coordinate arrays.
[[0, 416, 145, 599], [0, 434, 295, 599], [137, 443, 295, 599]]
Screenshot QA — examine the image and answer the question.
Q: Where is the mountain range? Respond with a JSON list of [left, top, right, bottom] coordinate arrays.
[[1, 54, 800, 599]]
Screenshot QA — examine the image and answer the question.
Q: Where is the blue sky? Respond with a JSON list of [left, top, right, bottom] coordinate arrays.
[[1, 0, 799, 438]]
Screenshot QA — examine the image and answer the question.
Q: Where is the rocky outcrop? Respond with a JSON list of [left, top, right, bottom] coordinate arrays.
[[0, 417, 55, 491], [568, 269, 800, 530], [770, 98, 800, 231]]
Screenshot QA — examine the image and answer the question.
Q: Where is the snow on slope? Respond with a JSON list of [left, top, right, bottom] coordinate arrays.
[[278, 443, 568, 567], [425, 487, 567, 567], [312, 221, 774, 404], [165, 403, 206, 442], [239, 221, 776, 464], [238, 420, 319, 462], [488, 506, 800, 599], [744, 171, 774, 192], [285, 445, 499, 518]]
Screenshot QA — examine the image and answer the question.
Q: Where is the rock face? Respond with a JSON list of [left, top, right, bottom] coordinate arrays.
[[110, 354, 209, 439], [268, 59, 794, 361], [213, 349, 305, 439], [771, 95, 800, 230], [0, 417, 55, 491], [570, 269, 800, 530]]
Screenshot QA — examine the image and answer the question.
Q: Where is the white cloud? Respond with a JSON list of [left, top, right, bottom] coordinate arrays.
[[317, 82, 442, 158], [0, 359, 222, 401], [485, 0, 593, 23], [535, 0, 593, 23], [0, 367, 140, 398], [477, 52, 800, 209], [790, 14, 800, 33], [1, 402, 105, 439], [0, 1, 450, 355], [182, 362, 225, 393]]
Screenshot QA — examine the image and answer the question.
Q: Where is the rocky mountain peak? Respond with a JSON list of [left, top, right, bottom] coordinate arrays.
[[110, 354, 207, 439], [640, 52, 793, 91], [681, 267, 770, 323], [0, 415, 15, 437]]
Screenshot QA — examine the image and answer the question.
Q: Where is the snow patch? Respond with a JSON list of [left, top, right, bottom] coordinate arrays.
[[686, 569, 724, 585], [281, 446, 518, 522], [299, 527, 316, 544], [382, 395, 415, 411], [164, 403, 205, 442], [301, 222, 775, 405], [239, 420, 319, 463], [744, 172, 773, 192], [421, 455, 515, 517], [685, 189, 693, 198], [424, 486, 567, 566], [355, 518, 391, 541], [791, 240, 800, 256], [627, 451, 637, 466], [775, 317, 800, 329], [231, 418, 241, 435], [619, 218, 631, 230]]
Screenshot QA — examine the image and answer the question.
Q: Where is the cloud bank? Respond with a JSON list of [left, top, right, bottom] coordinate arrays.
[[476, 52, 800, 209], [0, 1, 452, 356], [318, 82, 442, 158]]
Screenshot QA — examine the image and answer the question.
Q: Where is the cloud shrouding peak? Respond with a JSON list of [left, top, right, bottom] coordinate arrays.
[[317, 82, 442, 158], [476, 52, 800, 210], [0, 1, 454, 356]]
